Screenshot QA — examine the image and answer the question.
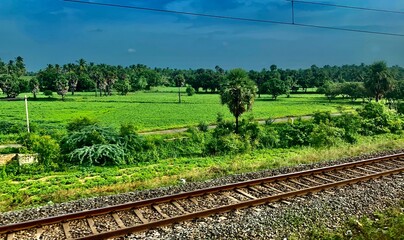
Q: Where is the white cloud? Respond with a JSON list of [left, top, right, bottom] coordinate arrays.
[[127, 48, 136, 53]]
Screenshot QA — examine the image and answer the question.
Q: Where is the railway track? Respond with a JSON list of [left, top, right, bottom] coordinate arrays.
[[1, 153, 403, 240]]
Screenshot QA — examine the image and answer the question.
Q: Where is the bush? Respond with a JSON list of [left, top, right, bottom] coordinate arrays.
[[357, 103, 403, 135], [397, 102, 404, 115], [68, 144, 125, 166], [197, 121, 209, 132], [238, 118, 261, 145], [17, 133, 60, 169], [277, 122, 314, 148], [312, 111, 332, 124], [186, 85, 195, 96], [66, 117, 98, 132], [119, 123, 144, 153], [309, 122, 345, 147], [212, 113, 234, 138], [43, 90, 53, 98], [333, 113, 361, 143], [60, 125, 119, 154], [205, 133, 249, 155], [258, 127, 279, 148]]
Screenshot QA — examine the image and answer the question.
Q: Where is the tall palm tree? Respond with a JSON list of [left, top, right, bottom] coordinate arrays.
[[220, 68, 257, 133], [365, 61, 392, 102]]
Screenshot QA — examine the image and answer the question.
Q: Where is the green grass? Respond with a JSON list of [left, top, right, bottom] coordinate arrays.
[[0, 88, 360, 132], [1, 132, 403, 212]]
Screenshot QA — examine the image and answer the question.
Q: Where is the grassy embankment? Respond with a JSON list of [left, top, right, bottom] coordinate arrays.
[[1, 132, 403, 212]]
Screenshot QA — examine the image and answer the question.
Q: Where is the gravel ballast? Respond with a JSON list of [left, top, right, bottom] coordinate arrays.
[[1, 150, 403, 239]]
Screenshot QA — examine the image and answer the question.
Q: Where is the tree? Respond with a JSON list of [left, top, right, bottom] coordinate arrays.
[[37, 64, 59, 92], [264, 77, 288, 100], [129, 74, 147, 92], [0, 74, 21, 98], [220, 68, 257, 133], [0, 59, 6, 74], [175, 74, 185, 103], [56, 75, 69, 100], [114, 79, 131, 95], [65, 71, 78, 95], [88, 64, 104, 96], [340, 82, 368, 102], [29, 77, 40, 99], [15, 56, 26, 77], [365, 61, 392, 102], [249, 69, 267, 98], [317, 81, 341, 102]]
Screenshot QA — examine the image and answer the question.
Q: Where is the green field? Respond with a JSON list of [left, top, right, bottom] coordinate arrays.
[[0, 88, 360, 132]]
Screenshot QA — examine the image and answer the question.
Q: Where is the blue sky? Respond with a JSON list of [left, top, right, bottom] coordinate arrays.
[[0, 0, 403, 71]]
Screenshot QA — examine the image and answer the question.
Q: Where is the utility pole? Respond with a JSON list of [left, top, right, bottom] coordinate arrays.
[[292, 0, 295, 24], [25, 95, 30, 133]]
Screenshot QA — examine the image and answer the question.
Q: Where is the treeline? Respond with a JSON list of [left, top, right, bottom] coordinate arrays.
[[1, 56, 403, 101]]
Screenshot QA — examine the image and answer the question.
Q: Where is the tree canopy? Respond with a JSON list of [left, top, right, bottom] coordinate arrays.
[[219, 68, 257, 133], [364, 61, 393, 102]]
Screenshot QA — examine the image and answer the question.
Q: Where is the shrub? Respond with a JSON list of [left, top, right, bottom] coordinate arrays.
[[397, 102, 404, 115], [258, 127, 279, 148], [186, 85, 195, 96], [212, 113, 234, 138], [17, 133, 60, 169], [357, 103, 403, 135], [60, 125, 119, 154], [238, 118, 261, 145], [43, 90, 53, 98], [312, 111, 332, 124], [205, 133, 249, 155], [277, 122, 314, 148], [66, 117, 98, 132], [68, 144, 125, 166], [309, 122, 345, 147], [333, 113, 361, 143], [197, 121, 209, 132], [119, 123, 144, 153]]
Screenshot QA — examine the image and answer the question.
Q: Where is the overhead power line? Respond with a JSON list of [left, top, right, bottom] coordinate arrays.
[[63, 0, 404, 37], [286, 0, 404, 15]]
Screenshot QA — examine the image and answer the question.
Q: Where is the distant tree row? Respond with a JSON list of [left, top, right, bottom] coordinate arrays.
[[0, 57, 403, 102], [0, 56, 27, 98], [318, 61, 403, 103]]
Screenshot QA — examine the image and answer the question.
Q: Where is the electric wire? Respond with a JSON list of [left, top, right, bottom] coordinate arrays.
[[286, 0, 404, 15], [63, 0, 404, 37]]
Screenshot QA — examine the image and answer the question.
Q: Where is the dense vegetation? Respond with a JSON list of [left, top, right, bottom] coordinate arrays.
[[1, 102, 402, 171]]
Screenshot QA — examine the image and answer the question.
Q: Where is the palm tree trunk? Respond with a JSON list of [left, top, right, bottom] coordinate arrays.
[[178, 86, 181, 103], [235, 116, 239, 134]]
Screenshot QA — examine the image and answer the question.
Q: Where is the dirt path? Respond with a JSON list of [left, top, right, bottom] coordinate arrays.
[[0, 114, 339, 139], [0, 144, 22, 149], [139, 115, 317, 135]]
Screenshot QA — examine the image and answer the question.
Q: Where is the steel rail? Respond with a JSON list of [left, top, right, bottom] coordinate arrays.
[[0, 153, 402, 235], [76, 165, 404, 240]]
